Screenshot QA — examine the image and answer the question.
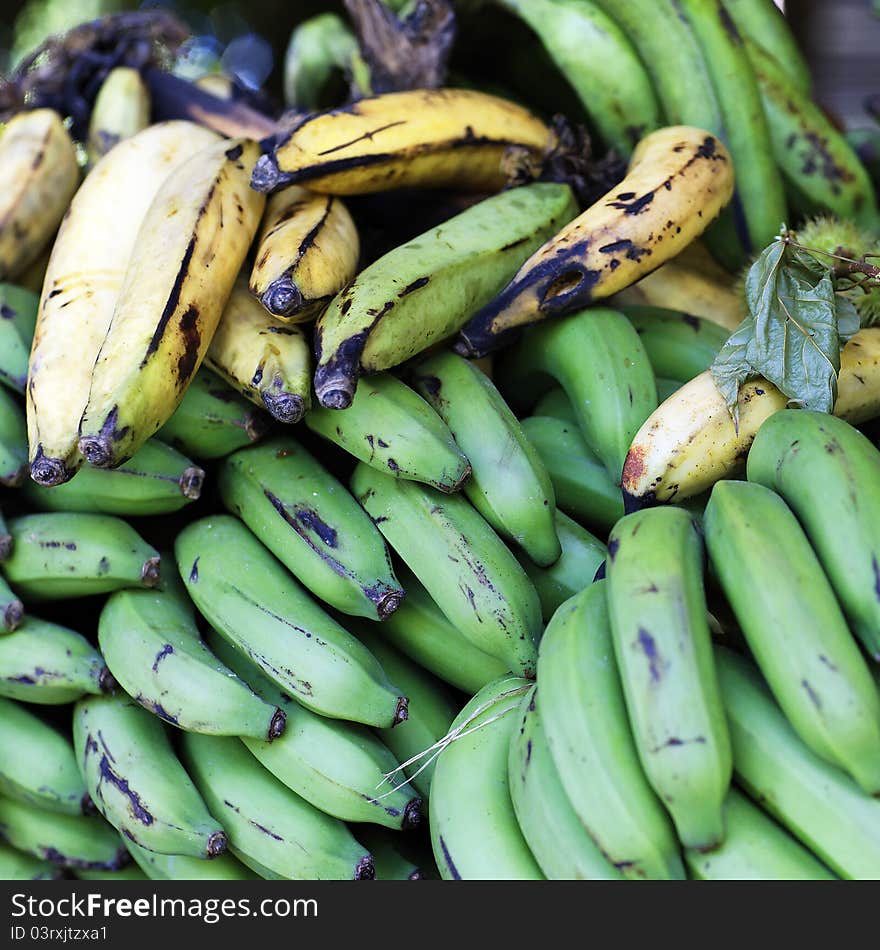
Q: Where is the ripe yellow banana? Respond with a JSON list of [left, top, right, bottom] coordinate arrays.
[[0, 109, 79, 282], [77, 138, 265, 469], [249, 186, 359, 320], [251, 88, 552, 195], [27, 121, 222, 486], [622, 327, 880, 505], [205, 279, 311, 424], [87, 68, 151, 167], [455, 126, 735, 357]]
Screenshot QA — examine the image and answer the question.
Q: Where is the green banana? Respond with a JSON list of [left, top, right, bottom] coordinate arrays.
[[704, 480, 880, 795], [498, 307, 657, 483], [716, 647, 880, 880], [351, 463, 542, 679], [509, 684, 623, 880], [747, 411, 880, 661], [125, 839, 257, 881], [0, 573, 23, 632], [655, 377, 685, 402], [0, 386, 28, 486], [0, 617, 111, 704], [0, 284, 39, 393], [411, 350, 560, 566], [98, 577, 285, 740], [353, 826, 434, 880], [176, 515, 408, 728], [531, 387, 578, 425], [180, 732, 376, 880], [3, 512, 160, 600], [0, 842, 64, 879], [73, 694, 227, 858], [157, 368, 271, 460], [219, 437, 404, 620], [606, 507, 732, 850], [74, 864, 149, 881], [0, 697, 88, 814], [304, 372, 471, 493], [22, 439, 205, 516], [283, 12, 359, 109], [537, 581, 685, 880], [430, 675, 544, 880], [684, 788, 834, 880]]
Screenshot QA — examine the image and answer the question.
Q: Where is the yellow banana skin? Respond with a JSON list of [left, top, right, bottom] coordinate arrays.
[[622, 327, 880, 506], [0, 109, 79, 282], [78, 138, 265, 470], [250, 187, 360, 320], [251, 88, 552, 196], [27, 121, 221, 486], [206, 280, 311, 424], [86, 68, 151, 167], [455, 126, 735, 357]]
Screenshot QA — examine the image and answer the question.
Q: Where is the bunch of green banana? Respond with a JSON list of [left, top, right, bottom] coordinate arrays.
[[0, 842, 64, 880], [87, 67, 151, 167], [175, 515, 408, 727], [283, 12, 359, 110], [125, 839, 257, 881], [0, 283, 39, 394], [0, 386, 28, 486]]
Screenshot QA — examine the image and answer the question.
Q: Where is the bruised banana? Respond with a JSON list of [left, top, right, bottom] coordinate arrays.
[[313, 183, 577, 409], [0, 109, 79, 282], [250, 187, 359, 320], [251, 88, 552, 195], [77, 137, 265, 469], [455, 126, 735, 357], [205, 279, 311, 423], [0, 284, 39, 394], [87, 67, 151, 167]]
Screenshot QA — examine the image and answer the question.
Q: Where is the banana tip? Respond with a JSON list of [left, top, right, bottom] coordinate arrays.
[[98, 666, 117, 694], [78, 436, 114, 469], [267, 707, 287, 741], [30, 455, 74, 487], [376, 588, 405, 621], [354, 855, 376, 880], [317, 388, 354, 410], [392, 696, 409, 727], [402, 798, 423, 831], [141, 555, 161, 588], [206, 831, 228, 858], [3, 599, 23, 632], [261, 278, 303, 317], [180, 466, 206, 500], [262, 391, 306, 424]]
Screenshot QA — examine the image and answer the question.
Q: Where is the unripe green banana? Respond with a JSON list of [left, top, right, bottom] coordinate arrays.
[[0, 284, 38, 394], [509, 685, 623, 880], [704, 480, 880, 794], [125, 838, 257, 881], [176, 515, 407, 728], [3, 512, 160, 600], [411, 350, 560, 566], [73, 694, 227, 858], [0, 697, 88, 814], [747, 410, 880, 661], [0, 385, 28, 486], [353, 826, 435, 880], [0, 617, 111, 704], [180, 732, 376, 880], [351, 463, 542, 678], [0, 842, 64, 879], [0, 574, 23, 632], [219, 437, 404, 621], [304, 372, 471, 492], [74, 864, 148, 881], [87, 67, 151, 166], [537, 581, 685, 880], [531, 387, 577, 425], [98, 577, 285, 740], [716, 647, 880, 880], [430, 675, 544, 880], [283, 11, 358, 110], [606, 507, 732, 850]]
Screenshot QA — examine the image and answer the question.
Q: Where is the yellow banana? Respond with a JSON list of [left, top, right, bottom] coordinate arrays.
[[250, 88, 552, 195], [622, 327, 880, 506], [205, 279, 311, 424], [77, 138, 265, 469], [27, 121, 222, 486], [87, 68, 151, 167], [455, 126, 735, 357], [249, 186, 359, 320], [0, 109, 79, 282]]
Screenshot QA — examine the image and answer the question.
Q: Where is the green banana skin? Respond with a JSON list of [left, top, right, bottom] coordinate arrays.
[[606, 507, 732, 850], [704, 480, 880, 795], [498, 307, 658, 483], [353, 825, 435, 880], [0, 573, 23, 632], [655, 377, 685, 402], [0, 797, 129, 871], [0, 616, 111, 704], [73, 694, 227, 858], [158, 368, 271, 461], [3, 512, 160, 600], [74, 864, 148, 881], [531, 387, 578, 425], [313, 183, 579, 409], [125, 838, 258, 881], [305, 372, 471, 493], [23, 439, 205, 516], [180, 732, 376, 880], [509, 685, 623, 880], [0, 284, 39, 394], [684, 787, 835, 880], [220, 437, 404, 621], [0, 507, 11, 561], [747, 410, 880, 661], [412, 351, 560, 565], [515, 509, 606, 622], [716, 647, 880, 880], [0, 696, 89, 814], [537, 581, 685, 880], [351, 463, 542, 679], [98, 578, 285, 741], [283, 12, 359, 110], [430, 675, 544, 880], [0, 385, 28, 486], [620, 305, 731, 382], [373, 562, 509, 695], [0, 842, 64, 879], [176, 515, 407, 728], [519, 415, 624, 532]]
